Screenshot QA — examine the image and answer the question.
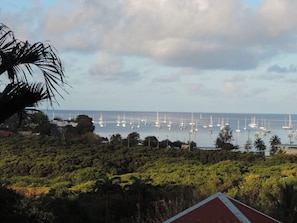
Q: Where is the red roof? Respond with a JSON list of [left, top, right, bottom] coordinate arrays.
[[0, 130, 13, 137], [164, 192, 281, 223]]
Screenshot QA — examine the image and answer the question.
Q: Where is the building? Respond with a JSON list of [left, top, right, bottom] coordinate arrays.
[[274, 144, 297, 155], [164, 192, 281, 223], [0, 130, 13, 137]]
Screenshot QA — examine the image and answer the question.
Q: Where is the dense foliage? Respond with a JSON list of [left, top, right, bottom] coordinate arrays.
[[0, 135, 297, 222]]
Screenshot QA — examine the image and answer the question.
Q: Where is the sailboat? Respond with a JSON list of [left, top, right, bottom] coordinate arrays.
[[216, 118, 221, 127], [235, 120, 240, 145], [220, 118, 225, 130], [208, 115, 213, 128], [243, 116, 247, 130], [116, 115, 121, 127], [122, 114, 126, 127], [141, 115, 148, 125], [189, 113, 196, 134], [155, 111, 162, 129], [167, 116, 172, 131], [129, 117, 135, 129], [179, 117, 186, 130], [99, 113, 105, 127], [264, 120, 271, 133], [282, 114, 292, 130], [235, 120, 240, 133], [163, 114, 167, 124], [195, 119, 199, 133], [249, 117, 257, 128], [261, 119, 271, 134]]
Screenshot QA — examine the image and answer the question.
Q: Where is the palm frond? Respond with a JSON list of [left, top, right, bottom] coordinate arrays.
[[0, 82, 49, 123], [0, 23, 67, 105]]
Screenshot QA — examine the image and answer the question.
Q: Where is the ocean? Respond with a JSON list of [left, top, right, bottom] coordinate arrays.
[[43, 109, 297, 150]]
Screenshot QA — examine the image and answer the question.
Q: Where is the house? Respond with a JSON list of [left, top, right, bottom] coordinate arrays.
[[181, 144, 190, 150], [164, 192, 281, 223], [0, 130, 13, 137]]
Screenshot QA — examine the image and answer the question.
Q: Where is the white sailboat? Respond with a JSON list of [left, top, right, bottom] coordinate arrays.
[[179, 117, 186, 130], [116, 115, 121, 127], [225, 116, 229, 126], [264, 120, 271, 133], [122, 114, 126, 127], [163, 113, 167, 124], [195, 119, 198, 133], [141, 115, 148, 125], [243, 116, 247, 130], [259, 118, 265, 130], [216, 118, 221, 127], [167, 117, 172, 131], [261, 119, 271, 134], [208, 115, 213, 128], [99, 113, 105, 127], [130, 117, 135, 129], [189, 113, 196, 134], [155, 111, 162, 129], [220, 118, 225, 130], [235, 120, 240, 133], [282, 114, 292, 130], [235, 120, 240, 145], [249, 116, 257, 128]]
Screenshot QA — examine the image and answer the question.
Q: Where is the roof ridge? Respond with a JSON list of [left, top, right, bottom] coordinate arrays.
[[163, 192, 251, 223], [228, 195, 282, 223], [216, 192, 251, 223]]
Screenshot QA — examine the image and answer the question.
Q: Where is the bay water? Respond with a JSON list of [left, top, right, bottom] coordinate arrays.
[[43, 110, 297, 150]]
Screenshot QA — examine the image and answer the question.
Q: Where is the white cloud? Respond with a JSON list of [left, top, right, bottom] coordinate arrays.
[[2, 0, 297, 113], [3, 0, 297, 71], [89, 53, 140, 82]]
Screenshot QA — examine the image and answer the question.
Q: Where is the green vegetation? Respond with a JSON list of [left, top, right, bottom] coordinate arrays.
[[0, 135, 297, 222], [3, 20, 295, 222]]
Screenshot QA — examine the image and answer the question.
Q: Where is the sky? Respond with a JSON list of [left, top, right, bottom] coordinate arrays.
[[1, 0, 297, 114]]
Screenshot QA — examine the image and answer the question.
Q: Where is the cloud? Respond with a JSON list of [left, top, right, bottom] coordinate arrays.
[[221, 74, 251, 97], [225, 74, 246, 83], [153, 74, 180, 83], [88, 53, 141, 82], [189, 82, 205, 93], [4, 0, 297, 71], [267, 64, 297, 73]]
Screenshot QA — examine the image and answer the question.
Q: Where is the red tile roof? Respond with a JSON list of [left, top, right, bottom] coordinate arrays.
[[164, 192, 281, 223]]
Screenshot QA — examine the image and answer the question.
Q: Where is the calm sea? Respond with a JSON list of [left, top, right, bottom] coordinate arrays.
[[43, 110, 297, 150]]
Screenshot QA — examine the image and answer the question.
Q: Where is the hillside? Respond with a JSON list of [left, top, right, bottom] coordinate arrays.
[[0, 135, 296, 222]]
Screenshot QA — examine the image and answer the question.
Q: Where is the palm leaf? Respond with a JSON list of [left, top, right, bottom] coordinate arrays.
[[0, 23, 67, 105], [0, 82, 49, 123]]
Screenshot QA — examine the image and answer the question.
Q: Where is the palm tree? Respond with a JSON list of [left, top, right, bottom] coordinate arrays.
[[110, 134, 123, 149], [254, 138, 266, 154], [244, 139, 252, 153], [267, 182, 297, 223], [215, 125, 235, 150], [124, 176, 154, 221], [269, 135, 281, 154], [93, 174, 122, 223], [0, 23, 67, 123], [124, 176, 153, 201]]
